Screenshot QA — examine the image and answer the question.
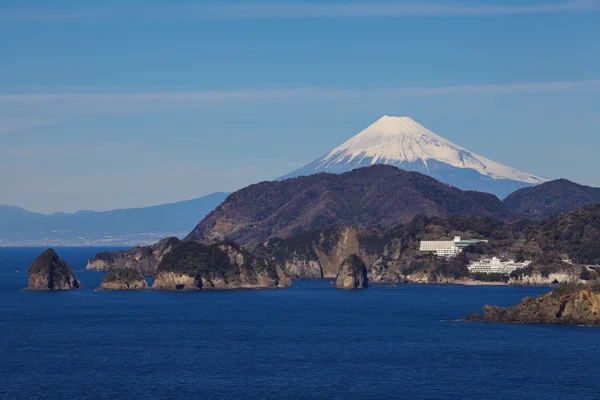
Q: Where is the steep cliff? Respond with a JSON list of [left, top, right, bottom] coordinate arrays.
[[97, 268, 148, 290], [467, 284, 600, 324], [153, 241, 291, 290], [25, 249, 81, 291], [86, 237, 181, 275], [336, 254, 368, 289]]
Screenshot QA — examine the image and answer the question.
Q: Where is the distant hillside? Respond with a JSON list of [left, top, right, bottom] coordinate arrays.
[[503, 179, 600, 218], [251, 204, 600, 281], [186, 165, 518, 245], [0, 192, 229, 246]]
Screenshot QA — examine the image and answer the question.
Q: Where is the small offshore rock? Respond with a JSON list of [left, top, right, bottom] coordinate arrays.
[[25, 248, 81, 291], [336, 254, 368, 289]]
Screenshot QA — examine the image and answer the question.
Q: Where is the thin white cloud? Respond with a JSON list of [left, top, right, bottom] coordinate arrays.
[[1, 79, 599, 104], [2, 1, 600, 22]]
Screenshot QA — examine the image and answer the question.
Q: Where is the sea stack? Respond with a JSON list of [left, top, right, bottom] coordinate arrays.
[[336, 254, 368, 289], [25, 248, 81, 291], [466, 284, 600, 325], [97, 268, 148, 290]]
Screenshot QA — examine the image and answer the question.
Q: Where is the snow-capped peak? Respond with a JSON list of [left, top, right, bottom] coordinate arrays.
[[318, 116, 547, 184]]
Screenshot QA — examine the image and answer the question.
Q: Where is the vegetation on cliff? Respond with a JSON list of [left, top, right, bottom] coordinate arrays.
[[153, 240, 291, 290], [98, 268, 148, 290], [86, 237, 181, 275]]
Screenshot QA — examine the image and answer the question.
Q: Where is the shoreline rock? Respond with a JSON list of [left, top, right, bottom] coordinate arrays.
[[25, 249, 81, 291], [466, 284, 600, 324], [335, 254, 368, 289], [97, 268, 148, 290]]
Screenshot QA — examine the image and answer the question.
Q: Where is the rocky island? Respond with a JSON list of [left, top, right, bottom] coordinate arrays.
[[25, 248, 81, 291], [152, 240, 291, 290], [336, 254, 368, 289], [97, 268, 148, 290], [86, 237, 181, 275], [466, 284, 600, 324]]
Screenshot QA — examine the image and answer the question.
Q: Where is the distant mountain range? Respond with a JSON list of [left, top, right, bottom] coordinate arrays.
[[0, 192, 229, 246], [280, 116, 548, 198], [186, 165, 518, 245]]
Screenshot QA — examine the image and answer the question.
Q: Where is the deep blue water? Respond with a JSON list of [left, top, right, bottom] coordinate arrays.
[[1, 247, 599, 400]]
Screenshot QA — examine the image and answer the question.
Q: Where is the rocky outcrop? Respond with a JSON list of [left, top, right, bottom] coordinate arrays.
[[253, 225, 394, 280], [97, 268, 148, 290], [508, 271, 581, 286], [152, 241, 292, 290], [466, 284, 600, 324], [335, 254, 368, 289], [86, 237, 181, 275], [25, 249, 81, 291]]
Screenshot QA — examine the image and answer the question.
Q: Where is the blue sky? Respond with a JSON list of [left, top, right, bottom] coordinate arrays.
[[1, 0, 599, 213]]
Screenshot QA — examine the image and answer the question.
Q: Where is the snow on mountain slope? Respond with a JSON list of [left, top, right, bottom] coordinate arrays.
[[279, 116, 549, 198], [320, 116, 545, 183]]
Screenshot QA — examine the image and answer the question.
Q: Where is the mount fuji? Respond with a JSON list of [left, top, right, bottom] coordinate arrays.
[[279, 116, 548, 198]]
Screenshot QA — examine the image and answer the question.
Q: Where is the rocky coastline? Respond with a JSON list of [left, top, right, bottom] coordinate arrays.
[[466, 284, 600, 324], [152, 241, 291, 290], [97, 268, 148, 290], [86, 237, 181, 275]]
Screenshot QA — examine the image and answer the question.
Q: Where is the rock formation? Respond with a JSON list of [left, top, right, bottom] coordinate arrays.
[[335, 254, 368, 289], [466, 284, 600, 324], [25, 248, 81, 290], [97, 268, 148, 290], [152, 240, 292, 290], [86, 237, 180, 275]]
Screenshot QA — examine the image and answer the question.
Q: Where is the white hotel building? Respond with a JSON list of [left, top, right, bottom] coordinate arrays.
[[419, 236, 488, 258], [468, 257, 531, 274]]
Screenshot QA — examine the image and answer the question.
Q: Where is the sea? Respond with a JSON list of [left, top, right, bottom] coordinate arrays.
[[1, 247, 599, 400]]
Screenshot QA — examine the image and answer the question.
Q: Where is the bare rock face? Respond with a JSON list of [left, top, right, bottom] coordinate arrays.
[[86, 237, 181, 275], [25, 249, 81, 291], [97, 268, 148, 290], [152, 240, 292, 291], [467, 284, 600, 324], [336, 254, 368, 289]]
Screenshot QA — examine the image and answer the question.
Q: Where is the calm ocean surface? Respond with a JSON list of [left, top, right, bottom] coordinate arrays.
[[1, 247, 599, 400]]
